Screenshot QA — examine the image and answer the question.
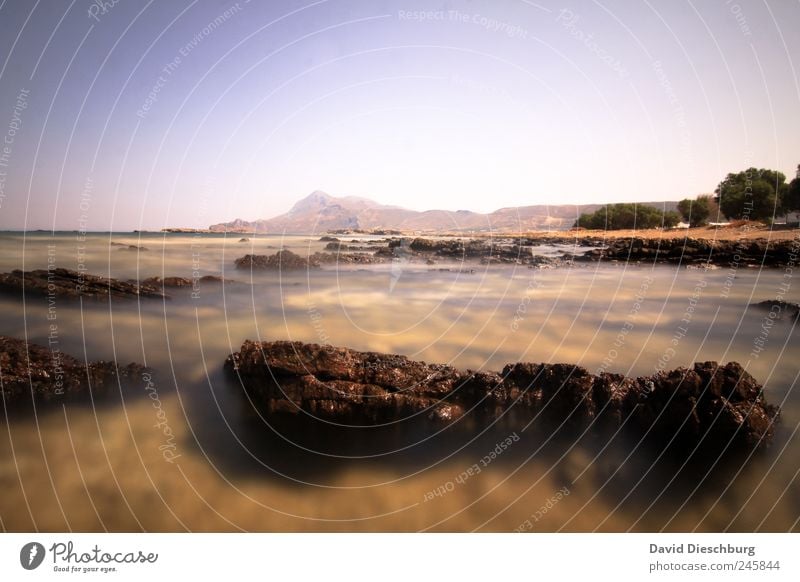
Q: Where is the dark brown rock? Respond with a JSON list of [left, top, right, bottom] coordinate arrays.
[[0, 268, 167, 300], [225, 341, 780, 451], [0, 335, 148, 409], [582, 236, 797, 267], [234, 250, 320, 270]]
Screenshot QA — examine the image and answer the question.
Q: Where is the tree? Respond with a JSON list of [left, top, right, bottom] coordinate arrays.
[[677, 196, 711, 227], [715, 167, 787, 221], [785, 164, 800, 215], [574, 203, 679, 230]]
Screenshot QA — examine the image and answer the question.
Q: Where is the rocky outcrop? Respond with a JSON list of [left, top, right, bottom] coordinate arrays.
[[234, 249, 388, 269], [225, 341, 779, 451], [138, 275, 225, 288], [581, 237, 798, 267], [234, 250, 321, 270], [0, 335, 147, 409], [749, 300, 800, 321], [0, 268, 168, 300], [234, 235, 798, 270]]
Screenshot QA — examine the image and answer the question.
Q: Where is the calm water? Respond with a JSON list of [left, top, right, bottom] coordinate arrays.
[[0, 232, 797, 532]]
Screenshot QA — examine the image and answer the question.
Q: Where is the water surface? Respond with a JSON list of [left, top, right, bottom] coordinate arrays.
[[0, 232, 797, 531]]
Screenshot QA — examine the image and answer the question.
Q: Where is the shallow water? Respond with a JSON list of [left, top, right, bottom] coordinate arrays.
[[0, 232, 797, 531]]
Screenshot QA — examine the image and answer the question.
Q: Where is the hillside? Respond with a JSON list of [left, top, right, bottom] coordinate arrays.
[[208, 191, 679, 234]]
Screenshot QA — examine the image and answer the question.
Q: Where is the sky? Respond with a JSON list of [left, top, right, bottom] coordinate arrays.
[[0, 0, 798, 231]]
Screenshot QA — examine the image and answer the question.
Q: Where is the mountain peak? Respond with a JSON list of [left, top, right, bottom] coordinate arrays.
[[287, 191, 335, 215], [209, 191, 680, 234]]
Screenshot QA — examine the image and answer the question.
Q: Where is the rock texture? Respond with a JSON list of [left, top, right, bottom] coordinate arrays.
[[750, 300, 800, 321], [580, 237, 798, 267], [0, 268, 167, 300], [225, 341, 779, 451], [234, 249, 388, 270], [234, 250, 321, 270], [138, 275, 225, 288], [0, 335, 147, 408], [234, 235, 798, 271]]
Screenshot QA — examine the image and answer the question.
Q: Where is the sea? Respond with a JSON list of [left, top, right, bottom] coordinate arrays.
[[0, 231, 797, 531]]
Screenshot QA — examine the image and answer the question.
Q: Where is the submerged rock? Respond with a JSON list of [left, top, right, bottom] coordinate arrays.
[[0, 268, 167, 300], [225, 341, 780, 451], [584, 237, 797, 267], [137, 275, 226, 288], [234, 250, 320, 270], [749, 300, 800, 321], [234, 249, 387, 269], [0, 335, 148, 409]]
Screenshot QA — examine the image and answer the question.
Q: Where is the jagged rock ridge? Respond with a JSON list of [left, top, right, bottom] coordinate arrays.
[[225, 341, 779, 451]]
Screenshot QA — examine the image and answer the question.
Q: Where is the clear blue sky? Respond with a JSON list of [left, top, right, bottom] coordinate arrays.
[[0, 0, 798, 230]]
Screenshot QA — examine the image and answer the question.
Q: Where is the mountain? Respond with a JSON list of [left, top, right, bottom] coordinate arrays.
[[208, 190, 679, 234]]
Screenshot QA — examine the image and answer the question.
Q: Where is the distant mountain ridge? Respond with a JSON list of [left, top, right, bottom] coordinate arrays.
[[208, 190, 679, 234]]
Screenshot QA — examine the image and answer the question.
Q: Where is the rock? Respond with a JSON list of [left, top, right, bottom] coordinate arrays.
[[110, 242, 148, 251], [0, 268, 168, 300], [0, 335, 148, 409], [139, 276, 193, 287], [581, 237, 797, 267], [750, 300, 800, 321], [238, 238, 250, 242], [319, 236, 340, 242], [310, 252, 387, 265], [234, 250, 320, 270], [226, 341, 779, 452], [135, 275, 226, 288]]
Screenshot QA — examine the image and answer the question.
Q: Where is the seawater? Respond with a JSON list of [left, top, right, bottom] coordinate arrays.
[[0, 232, 797, 531]]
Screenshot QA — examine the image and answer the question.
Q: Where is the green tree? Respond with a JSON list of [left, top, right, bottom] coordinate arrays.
[[715, 167, 787, 221], [574, 204, 678, 230], [785, 164, 800, 214], [677, 196, 711, 227]]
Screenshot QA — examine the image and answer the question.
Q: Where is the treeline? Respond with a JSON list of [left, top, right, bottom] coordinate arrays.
[[574, 204, 680, 230], [575, 164, 800, 230]]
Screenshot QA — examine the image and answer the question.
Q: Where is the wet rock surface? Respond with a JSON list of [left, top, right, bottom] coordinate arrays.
[[234, 250, 322, 270], [0, 268, 168, 300], [226, 341, 779, 452], [749, 299, 800, 321], [138, 275, 226, 288], [0, 335, 148, 409], [234, 234, 798, 271], [582, 236, 798, 267]]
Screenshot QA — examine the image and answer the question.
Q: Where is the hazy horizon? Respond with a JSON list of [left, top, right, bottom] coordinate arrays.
[[0, 0, 798, 231]]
